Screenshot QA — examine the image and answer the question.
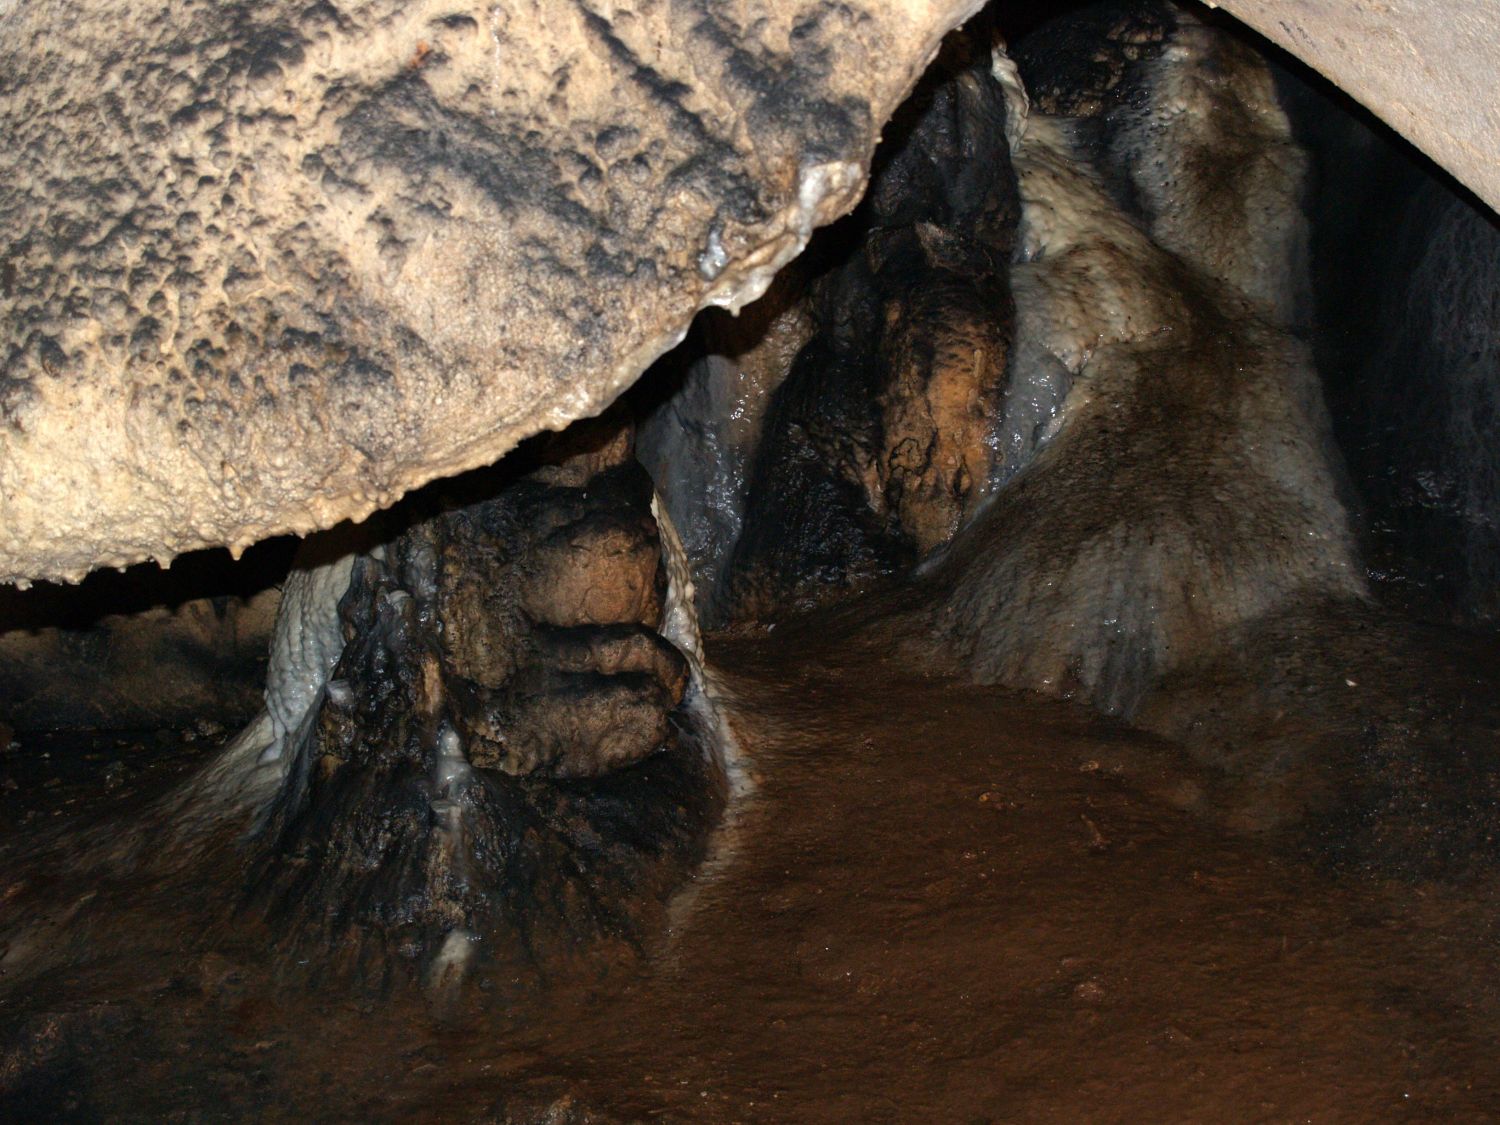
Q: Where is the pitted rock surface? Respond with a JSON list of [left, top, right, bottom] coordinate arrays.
[[0, 0, 981, 585]]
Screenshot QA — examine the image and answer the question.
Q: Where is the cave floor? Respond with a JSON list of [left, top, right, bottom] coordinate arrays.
[[5, 622, 1500, 1121]]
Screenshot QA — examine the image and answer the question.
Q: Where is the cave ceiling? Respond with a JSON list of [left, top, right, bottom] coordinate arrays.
[[0, 0, 981, 585], [0, 0, 1494, 586]]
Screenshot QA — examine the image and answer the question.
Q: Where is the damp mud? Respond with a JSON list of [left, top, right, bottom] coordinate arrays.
[[5, 610, 1500, 1122]]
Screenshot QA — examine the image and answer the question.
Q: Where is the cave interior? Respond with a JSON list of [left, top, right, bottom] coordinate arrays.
[[2, 0, 1500, 1119]]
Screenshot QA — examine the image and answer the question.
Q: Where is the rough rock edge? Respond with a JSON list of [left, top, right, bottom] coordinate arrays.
[[0, 0, 984, 586]]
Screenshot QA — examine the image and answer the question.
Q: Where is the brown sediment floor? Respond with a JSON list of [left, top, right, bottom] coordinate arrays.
[[4, 619, 1500, 1121]]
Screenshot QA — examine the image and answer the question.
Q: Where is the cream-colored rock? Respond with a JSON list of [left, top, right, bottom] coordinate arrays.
[[1212, 0, 1500, 216], [0, 0, 980, 585]]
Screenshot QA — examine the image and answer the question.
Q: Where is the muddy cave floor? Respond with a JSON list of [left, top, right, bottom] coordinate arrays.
[[5, 611, 1500, 1121]]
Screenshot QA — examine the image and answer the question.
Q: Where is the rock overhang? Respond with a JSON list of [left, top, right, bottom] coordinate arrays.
[[4, 0, 1497, 588], [0, 0, 982, 585]]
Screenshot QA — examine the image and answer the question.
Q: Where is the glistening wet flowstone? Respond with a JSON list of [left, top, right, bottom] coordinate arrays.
[[717, 25, 1021, 621]]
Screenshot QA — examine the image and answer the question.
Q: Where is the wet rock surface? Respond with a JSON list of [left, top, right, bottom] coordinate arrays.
[[683, 5, 1354, 719], [0, 406, 722, 1010], [902, 7, 1347, 718], [635, 3, 1500, 879], [1015, 2, 1172, 112], [251, 414, 718, 983], [1136, 601, 1500, 877], [2, 3, 1500, 1118], [634, 267, 818, 625], [884, 8, 1500, 881], [722, 25, 1019, 620], [6, 623, 1500, 1120]]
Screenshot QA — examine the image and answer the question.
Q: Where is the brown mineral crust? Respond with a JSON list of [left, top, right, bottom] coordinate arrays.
[[875, 225, 1012, 556], [723, 28, 1019, 620], [254, 414, 709, 977], [1013, 1, 1174, 118], [535, 624, 690, 699], [412, 417, 682, 781], [482, 667, 679, 778], [0, 0, 983, 585], [517, 511, 666, 630]]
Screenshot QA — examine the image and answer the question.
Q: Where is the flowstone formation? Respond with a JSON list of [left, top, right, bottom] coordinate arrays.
[[922, 2, 1360, 716], [251, 412, 721, 985], [0, 0, 989, 987], [0, 409, 723, 992], [658, 1, 1358, 695], [632, 2, 1500, 866], [5, 0, 1500, 1028], [725, 29, 1021, 619]]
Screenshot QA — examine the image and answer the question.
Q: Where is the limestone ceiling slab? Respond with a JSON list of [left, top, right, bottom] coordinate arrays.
[[1212, 0, 1500, 214], [0, 0, 979, 584]]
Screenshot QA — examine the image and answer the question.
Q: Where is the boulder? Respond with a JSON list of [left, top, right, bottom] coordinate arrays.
[[0, 0, 980, 585]]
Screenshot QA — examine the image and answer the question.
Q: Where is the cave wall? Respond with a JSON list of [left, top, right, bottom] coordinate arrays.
[[1, 0, 1495, 594], [4, 0, 1500, 736], [1351, 183, 1500, 625], [0, 542, 291, 731], [1275, 48, 1500, 628], [633, 270, 814, 625], [640, 26, 1021, 624]]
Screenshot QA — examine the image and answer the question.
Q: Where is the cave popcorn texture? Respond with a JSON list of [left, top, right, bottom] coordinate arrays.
[[0, 0, 983, 584]]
